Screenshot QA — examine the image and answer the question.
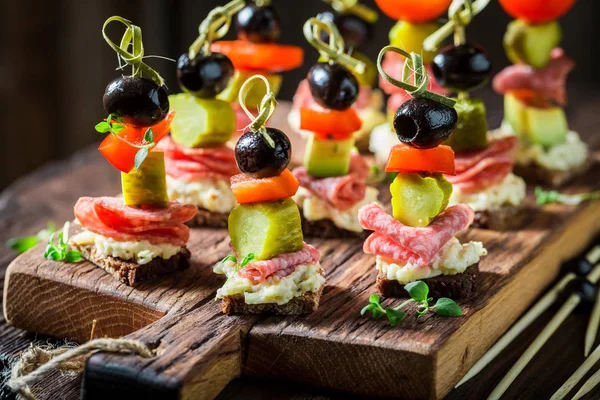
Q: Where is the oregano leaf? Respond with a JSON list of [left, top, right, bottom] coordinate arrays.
[[369, 294, 380, 304], [404, 281, 429, 302], [64, 250, 82, 263], [386, 308, 405, 327], [144, 127, 154, 143], [134, 147, 149, 170], [434, 298, 463, 317], [95, 122, 111, 133], [112, 124, 125, 134]]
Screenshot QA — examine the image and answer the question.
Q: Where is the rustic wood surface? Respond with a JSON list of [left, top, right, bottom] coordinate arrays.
[[1, 98, 600, 399]]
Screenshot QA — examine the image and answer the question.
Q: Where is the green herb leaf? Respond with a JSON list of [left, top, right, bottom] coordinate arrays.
[[112, 123, 125, 133], [361, 303, 376, 316], [535, 186, 600, 206], [386, 308, 405, 327], [95, 122, 111, 133], [404, 281, 429, 302], [134, 147, 149, 170], [371, 307, 385, 320], [6, 236, 39, 254], [221, 255, 237, 264], [369, 294, 381, 304], [240, 253, 255, 268], [64, 250, 82, 263], [433, 298, 463, 317], [144, 127, 154, 143]]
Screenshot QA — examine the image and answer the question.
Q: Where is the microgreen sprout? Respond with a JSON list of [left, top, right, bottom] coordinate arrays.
[[221, 253, 256, 285], [361, 281, 462, 327], [6, 223, 57, 254], [535, 186, 600, 206], [43, 222, 82, 263]]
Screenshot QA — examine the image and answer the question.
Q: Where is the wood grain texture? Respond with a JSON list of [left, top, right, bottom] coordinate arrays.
[[1, 99, 600, 399]]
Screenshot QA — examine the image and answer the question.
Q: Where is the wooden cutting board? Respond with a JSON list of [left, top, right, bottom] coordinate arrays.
[[3, 104, 600, 400]]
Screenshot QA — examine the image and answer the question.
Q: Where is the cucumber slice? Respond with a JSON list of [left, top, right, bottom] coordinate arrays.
[[169, 94, 236, 148], [217, 70, 282, 107], [228, 198, 304, 261], [121, 150, 169, 208], [504, 93, 527, 137], [389, 21, 441, 65], [304, 135, 354, 178], [504, 20, 561, 69], [390, 173, 452, 227], [444, 97, 489, 153]]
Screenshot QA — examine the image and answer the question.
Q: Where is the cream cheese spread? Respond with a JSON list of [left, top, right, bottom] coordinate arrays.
[[449, 173, 526, 212], [166, 176, 236, 213]]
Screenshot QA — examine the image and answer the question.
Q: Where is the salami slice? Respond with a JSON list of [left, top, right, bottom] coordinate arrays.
[[454, 136, 518, 173], [160, 137, 239, 182], [363, 233, 423, 266], [293, 153, 369, 210], [74, 197, 196, 246], [492, 48, 574, 106], [238, 243, 321, 284], [358, 202, 474, 265]]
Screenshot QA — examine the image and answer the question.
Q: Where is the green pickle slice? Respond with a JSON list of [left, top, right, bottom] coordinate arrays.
[[218, 70, 282, 108], [121, 150, 169, 208], [444, 97, 489, 153], [228, 198, 304, 261], [504, 20, 561, 69], [304, 135, 354, 178], [390, 173, 453, 227], [169, 94, 236, 148]]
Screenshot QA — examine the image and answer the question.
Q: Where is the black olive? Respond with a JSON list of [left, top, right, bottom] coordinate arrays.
[[103, 76, 169, 127], [234, 3, 281, 44], [564, 278, 597, 306], [562, 257, 593, 277], [317, 11, 373, 50], [235, 128, 291, 178], [307, 62, 359, 111], [432, 43, 492, 92], [176, 52, 234, 98], [393, 98, 458, 149]]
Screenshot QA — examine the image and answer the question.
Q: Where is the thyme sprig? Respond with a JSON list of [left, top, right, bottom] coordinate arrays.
[[361, 281, 462, 327]]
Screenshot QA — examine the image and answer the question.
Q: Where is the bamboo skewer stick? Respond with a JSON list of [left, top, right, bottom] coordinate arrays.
[[572, 368, 600, 400], [550, 344, 600, 400], [487, 264, 600, 400], [456, 246, 600, 388], [584, 245, 600, 356]]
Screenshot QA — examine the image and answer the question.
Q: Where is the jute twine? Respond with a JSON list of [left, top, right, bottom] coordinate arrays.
[[7, 338, 152, 399]]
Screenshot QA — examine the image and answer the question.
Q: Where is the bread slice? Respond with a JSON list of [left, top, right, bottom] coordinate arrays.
[[472, 203, 527, 230], [221, 285, 325, 315], [186, 207, 229, 228], [513, 156, 592, 187], [77, 244, 191, 287], [300, 213, 365, 239], [376, 263, 480, 300]]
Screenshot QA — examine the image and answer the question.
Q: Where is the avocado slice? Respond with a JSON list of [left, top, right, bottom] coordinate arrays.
[[121, 150, 169, 208], [304, 135, 354, 178], [169, 94, 236, 148], [504, 20, 561, 69], [217, 70, 282, 107], [445, 97, 489, 153], [390, 173, 453, 227], [228, 198, 304, 261]]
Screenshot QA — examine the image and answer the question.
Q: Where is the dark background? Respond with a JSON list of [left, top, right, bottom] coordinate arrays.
[[1, 0, 597, 190]]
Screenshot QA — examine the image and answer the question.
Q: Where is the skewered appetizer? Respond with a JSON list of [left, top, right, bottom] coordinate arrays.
[[359, 46, 486, 299], [69, 17, 197, 287], [424, 0, 526, 230], [493, 0, 589, 187], [288, 0, 385, 152], [165, 0, 244, 228], [214, 75, 325, 315], [211, 0, 304, 133], [369, 0, 451, 165], [290, 17, 379, 237]]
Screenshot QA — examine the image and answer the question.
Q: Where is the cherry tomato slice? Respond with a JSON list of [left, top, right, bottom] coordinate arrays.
[[300, 107, 362, 140], [375, 0, 452, 23], [210, 41, 304, 72], [231, 169, 299, 204], [386, 144, 455, 175], [498, 0, 576, 24], [98, 111, 175, 173]]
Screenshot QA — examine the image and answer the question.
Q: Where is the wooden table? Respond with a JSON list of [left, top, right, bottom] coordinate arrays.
[[1, 92, 600, 399]]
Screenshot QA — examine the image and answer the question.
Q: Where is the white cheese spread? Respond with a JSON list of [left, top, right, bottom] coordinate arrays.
[[449, 173, 526, 212], [214, 260, 325, 305], [369, 122, 398, 165], [500, 121, 588, 171], [377, 238, 487, 284], [166, 176, 237, 213], [70, 230, 182, 265], [293, 186, 380, 232]]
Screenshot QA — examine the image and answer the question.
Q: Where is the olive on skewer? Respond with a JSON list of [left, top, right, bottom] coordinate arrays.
[[236, 128, 291, 178], [234, 1, 281, 44]]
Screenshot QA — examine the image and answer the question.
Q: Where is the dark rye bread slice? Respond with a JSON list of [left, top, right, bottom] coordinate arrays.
[[186, 207, 229, 228], [77, 244, 191, 287], [221, 285, 325, 315], [376, 263, 480, 300], [472, 202, 527, 230], [513, 156, 592, 187], [299, 213, 366, 239]]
